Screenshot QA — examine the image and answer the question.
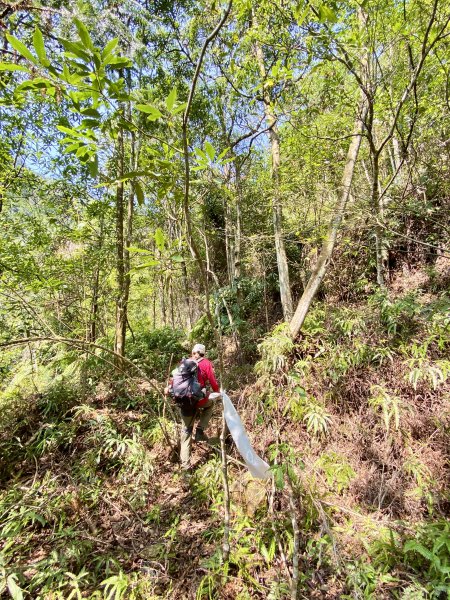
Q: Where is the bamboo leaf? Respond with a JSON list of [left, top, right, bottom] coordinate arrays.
[[7, 575, 24, 600]]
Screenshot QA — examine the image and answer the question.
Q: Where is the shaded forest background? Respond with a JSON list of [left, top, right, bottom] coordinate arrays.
[[0, 0, 449, 598]]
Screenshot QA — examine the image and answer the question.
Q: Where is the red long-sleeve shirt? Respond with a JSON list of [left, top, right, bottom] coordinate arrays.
[[196, 357, 219, 407]]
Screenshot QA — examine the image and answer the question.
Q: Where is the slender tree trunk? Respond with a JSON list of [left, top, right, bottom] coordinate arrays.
[[160, 275, 166, 326], [253, 16, 293, 321], [169, 278, 175, 327], [372, 152, 388, 287], [181, 259, 192, 332], [234, 159, 243, 281], [115, 115, 136, 363], [289, 99, 368, 339], [114, 126, 126, 364], [223, 182, 235, 284], [89, 268, 100, 342]]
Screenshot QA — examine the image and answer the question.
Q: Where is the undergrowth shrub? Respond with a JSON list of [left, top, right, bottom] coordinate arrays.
[[126, 326, 185, 378], [255, 323, 294, 375]]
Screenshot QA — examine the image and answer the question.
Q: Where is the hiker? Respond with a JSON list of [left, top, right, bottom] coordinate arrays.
[[166, 343, 220, 472]]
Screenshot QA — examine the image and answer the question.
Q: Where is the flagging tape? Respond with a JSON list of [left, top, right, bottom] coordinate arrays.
[[220, 390, 270, 480]]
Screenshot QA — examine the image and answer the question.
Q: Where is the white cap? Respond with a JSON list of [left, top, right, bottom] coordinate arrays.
[[192, 343, 206, 355]]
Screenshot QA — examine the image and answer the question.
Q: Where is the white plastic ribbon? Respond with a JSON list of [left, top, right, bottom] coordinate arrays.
[[218, 390, 271, 480]]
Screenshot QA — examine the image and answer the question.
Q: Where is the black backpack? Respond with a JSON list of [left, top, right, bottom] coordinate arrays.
[[170, 358, 204, 415]]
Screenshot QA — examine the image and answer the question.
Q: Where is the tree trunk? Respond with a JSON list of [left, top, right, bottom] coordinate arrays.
[[181, 259, 192, 332], [372, 152, 388, 287], [114, 125, 126, 364], [253, 13, 293, 322], [87, 217, 104, 342], [289, 99, 368, 339], [234, 158, 243, 281], [223, 180, 235, 284]]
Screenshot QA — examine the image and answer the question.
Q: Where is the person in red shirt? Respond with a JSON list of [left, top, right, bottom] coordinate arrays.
[[179, 343, 220, 472]]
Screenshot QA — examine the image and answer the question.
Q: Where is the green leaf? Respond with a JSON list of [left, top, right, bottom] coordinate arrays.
[[171, 255, 185, 262], [6, 34, 37, 64], [318, 5, 337, 22], [87, 155, 98, 178], [59, 38, 91, 61], [275, 466, 285, 490], [217, 147, 230, 160], [102, 38, 119, 59], [136, 104, 162, 120], [57, 125, 84, 137], [171, 102, 187, 115], [194, 147, 207, 160], [81, 118, 100, 128], [135, 181, 144, 206], [134, 260, 160, 269], [7, 575, 24, 600], [165, 87, 177, 111], [14, 78, 54, 92], [403, 540, 435, 563], [33, 28, 47, 63], [106, 56, 132, 68], [293, 4, 309, 26], [154, 228, 165, 251], [0, 62, 29, 72], [74, 18, 94, 50], [80, 107, 101, 118], [295, 386, 307, 398], [204, 141, 215, 161]]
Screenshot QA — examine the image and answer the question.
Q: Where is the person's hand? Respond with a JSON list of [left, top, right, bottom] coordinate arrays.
[[164, 385, 170, 395]]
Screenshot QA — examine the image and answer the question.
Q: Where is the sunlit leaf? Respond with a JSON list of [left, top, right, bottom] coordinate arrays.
[[59, 38, 91, 61], [33, 28, 48, 64], [318, 5, 337, 22], [102, 38, 119, 59], [0, 62, 29, 72], [154, 228, 165, 251], [6, 34, 37, 64], [136, 105, 163, 120], [7, 575, 24, 600], [204, 141, 215, 161], [165, 87, 177, 111], [74, 18, 94, 50], [87, 155, 98, 178]]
